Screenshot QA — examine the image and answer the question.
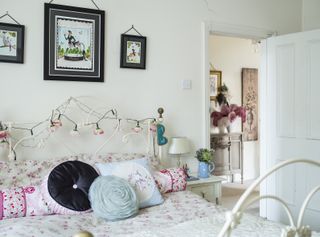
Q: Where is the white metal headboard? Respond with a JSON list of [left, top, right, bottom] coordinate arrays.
[[218, 159, 320, 237], [0, 97, 167, 162]]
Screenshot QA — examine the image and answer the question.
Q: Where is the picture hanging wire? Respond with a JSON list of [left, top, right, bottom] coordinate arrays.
[[48, 0, 100, 10], [0, 11, 21, 25], [123, 25, 143, 36]]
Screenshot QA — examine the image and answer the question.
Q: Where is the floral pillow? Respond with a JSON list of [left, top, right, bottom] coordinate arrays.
[[96, 158, 164, 209], [0, 153, 155, 189], [0, 157, 80, 188], [0, 185, 50, 220], [153, 168, 187, 194]]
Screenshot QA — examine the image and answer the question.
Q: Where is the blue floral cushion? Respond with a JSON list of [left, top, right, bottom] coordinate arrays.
[[95, 158, 163, 208]]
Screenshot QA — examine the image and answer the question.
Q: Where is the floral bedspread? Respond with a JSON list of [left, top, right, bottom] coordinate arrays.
[[0, 191, 221, 237], [1, 190, 318, 237], [129, 213, 320, 237]]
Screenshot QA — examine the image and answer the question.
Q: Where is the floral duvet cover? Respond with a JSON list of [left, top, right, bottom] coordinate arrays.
[[0, 191, 221, 237], [2, 191, 318, 237]]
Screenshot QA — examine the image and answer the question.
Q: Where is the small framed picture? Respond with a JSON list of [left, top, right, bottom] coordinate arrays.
[[209, 70, 222, 101], [0, 23, 24, 64], [120, 34, 147, 69], [44, 3, 105, 82]]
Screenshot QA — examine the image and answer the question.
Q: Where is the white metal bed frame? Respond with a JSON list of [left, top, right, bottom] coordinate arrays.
[[0, 97, 166, 162], [218, 159, 320, 237]]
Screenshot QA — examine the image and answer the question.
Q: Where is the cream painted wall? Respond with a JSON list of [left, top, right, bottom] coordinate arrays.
[[209, 35, 260, 180], [0, 0, 302, 171], [302, 0, 320, 31]]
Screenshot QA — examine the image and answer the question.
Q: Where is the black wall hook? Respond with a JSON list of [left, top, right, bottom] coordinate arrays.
[[123, 25, 143, 36], [48, 0, 100, 10], [0, 11, 21, 25]]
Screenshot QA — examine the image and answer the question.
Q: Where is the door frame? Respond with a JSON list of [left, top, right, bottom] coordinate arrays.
[[201, 21, 276, 217]]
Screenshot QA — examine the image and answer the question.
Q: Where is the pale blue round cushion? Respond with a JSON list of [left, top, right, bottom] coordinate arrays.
[[89, 175, 139, 221]]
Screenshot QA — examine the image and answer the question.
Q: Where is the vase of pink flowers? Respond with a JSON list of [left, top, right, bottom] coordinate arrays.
[[211, 104, 246, 133]]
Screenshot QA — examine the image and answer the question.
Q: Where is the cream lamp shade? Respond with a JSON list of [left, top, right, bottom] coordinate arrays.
[[168, 137, 190, 167]]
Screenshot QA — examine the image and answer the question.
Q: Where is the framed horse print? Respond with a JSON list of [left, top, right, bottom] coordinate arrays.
[[44, 3, 105, 82]]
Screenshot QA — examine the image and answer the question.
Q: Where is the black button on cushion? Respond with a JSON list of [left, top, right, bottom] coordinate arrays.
[[48, 160, 99, 211]]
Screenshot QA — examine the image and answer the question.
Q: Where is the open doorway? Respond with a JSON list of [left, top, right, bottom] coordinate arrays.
[[208, 35, 261, 215]]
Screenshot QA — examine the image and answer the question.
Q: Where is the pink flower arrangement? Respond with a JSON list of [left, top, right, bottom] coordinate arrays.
[[211, 104, 246, 127]]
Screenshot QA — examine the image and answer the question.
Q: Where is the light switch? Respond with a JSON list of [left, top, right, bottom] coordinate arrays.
[[182, 80, 192, 89]]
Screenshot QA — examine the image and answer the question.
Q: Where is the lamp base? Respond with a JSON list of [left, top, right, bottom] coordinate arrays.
[[177, 155, 181, 168]]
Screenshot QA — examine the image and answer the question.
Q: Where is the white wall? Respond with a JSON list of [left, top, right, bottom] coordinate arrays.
[[206, 0, 302, 34], [209, 35, 260, 180], [302, 0, 320, 31], [0, 0, 302, 171]]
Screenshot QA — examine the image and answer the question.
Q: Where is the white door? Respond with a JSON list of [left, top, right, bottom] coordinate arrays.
[[261, 29, 320, 231]]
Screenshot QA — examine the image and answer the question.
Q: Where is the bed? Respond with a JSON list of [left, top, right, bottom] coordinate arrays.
[[1, 155, 319, 237], [1, 190, 313, 237], [0, 97, 319, 237]]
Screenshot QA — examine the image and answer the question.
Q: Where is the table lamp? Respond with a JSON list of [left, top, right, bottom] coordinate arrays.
[[168, 137, 190, 167]]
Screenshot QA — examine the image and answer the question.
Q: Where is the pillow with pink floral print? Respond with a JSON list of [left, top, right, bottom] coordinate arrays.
[[0, 185, 50, 220], [96, 158, 164, 209], [153, 168, 187, 194]]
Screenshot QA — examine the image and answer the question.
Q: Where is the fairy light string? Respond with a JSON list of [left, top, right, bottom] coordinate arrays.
[[0, 97, 158, 161]]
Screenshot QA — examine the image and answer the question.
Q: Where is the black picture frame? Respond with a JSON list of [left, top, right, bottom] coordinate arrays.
[[44, 3, 105, 82], [0, 22, 24, 64], [120, 34, 146, 69]]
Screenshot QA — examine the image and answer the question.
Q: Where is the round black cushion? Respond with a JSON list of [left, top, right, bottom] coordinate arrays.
[[48, 160, 99, 211]]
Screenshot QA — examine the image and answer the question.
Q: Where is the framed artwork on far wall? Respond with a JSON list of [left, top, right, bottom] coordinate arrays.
[[44, 3, 105, 82], [242, 68, 259, 141], [0, 22, 24, 64], [209, 70, 222, 101], [120, 34, 147, 69]]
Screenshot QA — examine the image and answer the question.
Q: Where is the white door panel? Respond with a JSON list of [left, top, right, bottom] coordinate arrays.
[[305, 166, 320, 212], [262, 29, 320, 231], [307, 39, 320, 139], [276, 43, 296, 138], [275, 160, 296, 206]]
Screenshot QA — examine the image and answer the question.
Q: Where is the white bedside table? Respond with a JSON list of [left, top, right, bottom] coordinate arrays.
[[186, 175, 225, 205]]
